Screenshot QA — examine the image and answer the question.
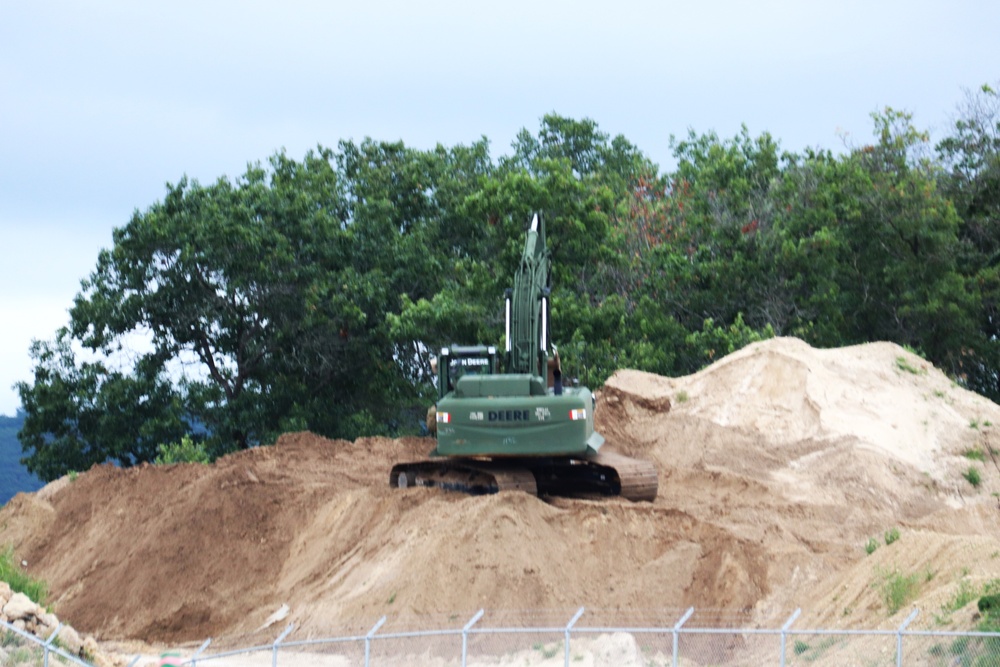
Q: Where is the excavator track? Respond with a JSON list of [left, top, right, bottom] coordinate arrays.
[[390, 450, 657, 502], [391, 459, 538, 495]]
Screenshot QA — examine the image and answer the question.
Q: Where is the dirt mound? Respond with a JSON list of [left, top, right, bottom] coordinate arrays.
[[2, 337, 1000, 644]]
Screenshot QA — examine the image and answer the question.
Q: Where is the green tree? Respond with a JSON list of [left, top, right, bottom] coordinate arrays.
[[833, 110, 976, 371], [937, 83, 1000, 398], [16, 330, 186, 481]]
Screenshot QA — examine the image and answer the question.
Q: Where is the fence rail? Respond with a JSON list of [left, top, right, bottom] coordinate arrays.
[[0, 618, 93, 666], [5, 608, 1000, 666]]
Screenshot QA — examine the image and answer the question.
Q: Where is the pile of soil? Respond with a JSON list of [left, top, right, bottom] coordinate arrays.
[[2, 337, 999, 647]]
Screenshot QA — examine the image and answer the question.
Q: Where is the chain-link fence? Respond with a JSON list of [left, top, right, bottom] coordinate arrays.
[[0, 621, 93, 666], [5, 608, 1000, 666]]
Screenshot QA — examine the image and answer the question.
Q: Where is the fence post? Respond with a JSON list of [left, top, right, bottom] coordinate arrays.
[[462, 609, 484, 667], [188, 638, 212, 667], [779, 609, 801, 667], [272, 623, 295, 667], [672, 607, 694, 667], [896, 609, 919, 667], [563, 607, 585, 667], [364, 616, 387, 667], [42, 622, 63, 667]]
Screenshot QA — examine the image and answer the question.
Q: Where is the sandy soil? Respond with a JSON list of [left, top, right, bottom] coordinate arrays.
[[2, 337, 999, 659]]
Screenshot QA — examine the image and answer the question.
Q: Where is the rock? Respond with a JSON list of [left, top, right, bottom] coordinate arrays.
[[592, 632, 642, 667], [94, 653, 124, 667], [256, 603, 289, 631], [37, 611, 59, 636], [0, 581, 11, 606], [12, 619, 25, 631], [59, 625, 83, 655], [2, 592, 39, 621]]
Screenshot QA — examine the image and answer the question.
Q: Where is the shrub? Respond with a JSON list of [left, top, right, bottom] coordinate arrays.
[[979, 594, 1000, 613], [964, 466, 982, 488], [155, 435, 211, 465], [0, 546, 48, 604], [865, 538, 879, 555], [877, 566, 924, 614], [885, 527, 901, 545]]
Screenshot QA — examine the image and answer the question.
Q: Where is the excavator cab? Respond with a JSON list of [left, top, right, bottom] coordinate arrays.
[[436, 345, 499, 398]]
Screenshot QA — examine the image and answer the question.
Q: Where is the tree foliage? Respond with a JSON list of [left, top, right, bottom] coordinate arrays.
[[17, 91, 1000, 479]]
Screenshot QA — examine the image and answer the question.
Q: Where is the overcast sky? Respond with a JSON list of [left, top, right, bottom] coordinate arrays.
[[1, 1, 998, 417]]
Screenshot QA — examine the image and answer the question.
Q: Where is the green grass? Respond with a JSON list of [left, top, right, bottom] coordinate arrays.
[[964, 466, 982, 488], [532, 642, 558, 659], [876, 566, 928, 614], [884, 527, 901, 545], [964, 448, 986, 462], [896, 356, 924, 374], [934, 577, 1000, 626], [946, 579, 980, 613], [865, 537, 879, 555], [675, 390, 689, 403], [0, 545, 47, 604], [791, 636, 841, 662]]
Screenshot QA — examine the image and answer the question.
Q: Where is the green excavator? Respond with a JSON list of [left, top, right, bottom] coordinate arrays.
[[390, 213, 658, 501]]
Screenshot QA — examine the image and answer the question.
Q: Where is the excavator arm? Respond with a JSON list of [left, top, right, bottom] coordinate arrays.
[[504, 213, 552, 378]]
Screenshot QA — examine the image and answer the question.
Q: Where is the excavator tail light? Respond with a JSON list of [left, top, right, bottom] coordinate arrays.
[[437, 412, 451, 424], [569, 409, 587, 421]]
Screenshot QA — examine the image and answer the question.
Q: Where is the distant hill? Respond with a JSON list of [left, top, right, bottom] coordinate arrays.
[[0, 412, 43, 504]]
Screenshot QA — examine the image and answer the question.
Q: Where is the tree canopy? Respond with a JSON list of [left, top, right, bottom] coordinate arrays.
[[17, 89, 1000, 480]]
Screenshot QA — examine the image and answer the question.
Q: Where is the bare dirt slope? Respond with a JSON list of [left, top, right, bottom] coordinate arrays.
[[2, 337, 1000, 646]]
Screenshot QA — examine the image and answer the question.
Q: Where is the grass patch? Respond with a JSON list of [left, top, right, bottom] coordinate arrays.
[[935, 578, 1000, 625], [532, 643, 559, 659], [946, 579, 980, 613], [970, 419, 981, 430], [896, 356, 924, 374], [675, 390, 689, 403], [963, 466, 982, 488], [884, 527, 901, 545], [792, 636, 841, 661], [865, 537, 879, 555], [876, 566, 927, 614], [0, 546, 48, 604], [964, 448, 986, 462]]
